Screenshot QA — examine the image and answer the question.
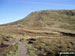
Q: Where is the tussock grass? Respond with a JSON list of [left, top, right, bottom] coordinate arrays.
[[27, 36, 75, 56]]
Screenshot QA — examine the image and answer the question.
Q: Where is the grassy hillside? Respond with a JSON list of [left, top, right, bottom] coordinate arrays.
[[0, 10, 75, 56], [1, 10, 75, 32]]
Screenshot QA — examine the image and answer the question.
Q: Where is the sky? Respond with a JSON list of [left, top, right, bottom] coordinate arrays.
[[0, 0, 75, 24]]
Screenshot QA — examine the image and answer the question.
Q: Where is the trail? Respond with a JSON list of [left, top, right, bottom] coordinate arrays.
[[16, 38, 29, 56]]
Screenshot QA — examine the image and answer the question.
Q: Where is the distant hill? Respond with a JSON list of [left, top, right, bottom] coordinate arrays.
[[0, 10, 75, 33]]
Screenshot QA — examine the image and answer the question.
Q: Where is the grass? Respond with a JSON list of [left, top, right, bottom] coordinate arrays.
[[6, 51, 17, 56], [0, 35, 18, 56], [26, 44, 36, 56], [1, 10, 75, 33], [27, 35, 75, 56], [0, 10, 75, 56]]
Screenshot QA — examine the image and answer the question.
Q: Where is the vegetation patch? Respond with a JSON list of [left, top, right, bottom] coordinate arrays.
[[27, 36, 75, 56], [0, 35, 18, 56]]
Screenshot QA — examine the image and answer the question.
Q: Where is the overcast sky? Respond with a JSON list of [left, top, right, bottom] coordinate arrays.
[[0, 0, 75, 24]]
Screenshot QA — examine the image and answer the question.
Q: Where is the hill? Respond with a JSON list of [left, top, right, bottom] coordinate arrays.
[[1, 10, 75, 33], [0, 10, 75, 56]]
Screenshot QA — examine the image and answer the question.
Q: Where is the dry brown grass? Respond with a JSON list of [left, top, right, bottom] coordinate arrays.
[[0, 10, 75, 56], [27, 35, 75, 56]]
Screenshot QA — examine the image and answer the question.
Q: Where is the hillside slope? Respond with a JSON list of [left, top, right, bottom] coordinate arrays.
[[1, 10, 75, 33], [0, 10, 75, 56]]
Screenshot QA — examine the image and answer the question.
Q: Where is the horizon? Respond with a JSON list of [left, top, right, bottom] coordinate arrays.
[[0, 0, 75, 24]]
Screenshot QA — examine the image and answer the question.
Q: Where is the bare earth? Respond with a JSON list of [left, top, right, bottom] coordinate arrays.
[[16, 38, 29, 56]]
